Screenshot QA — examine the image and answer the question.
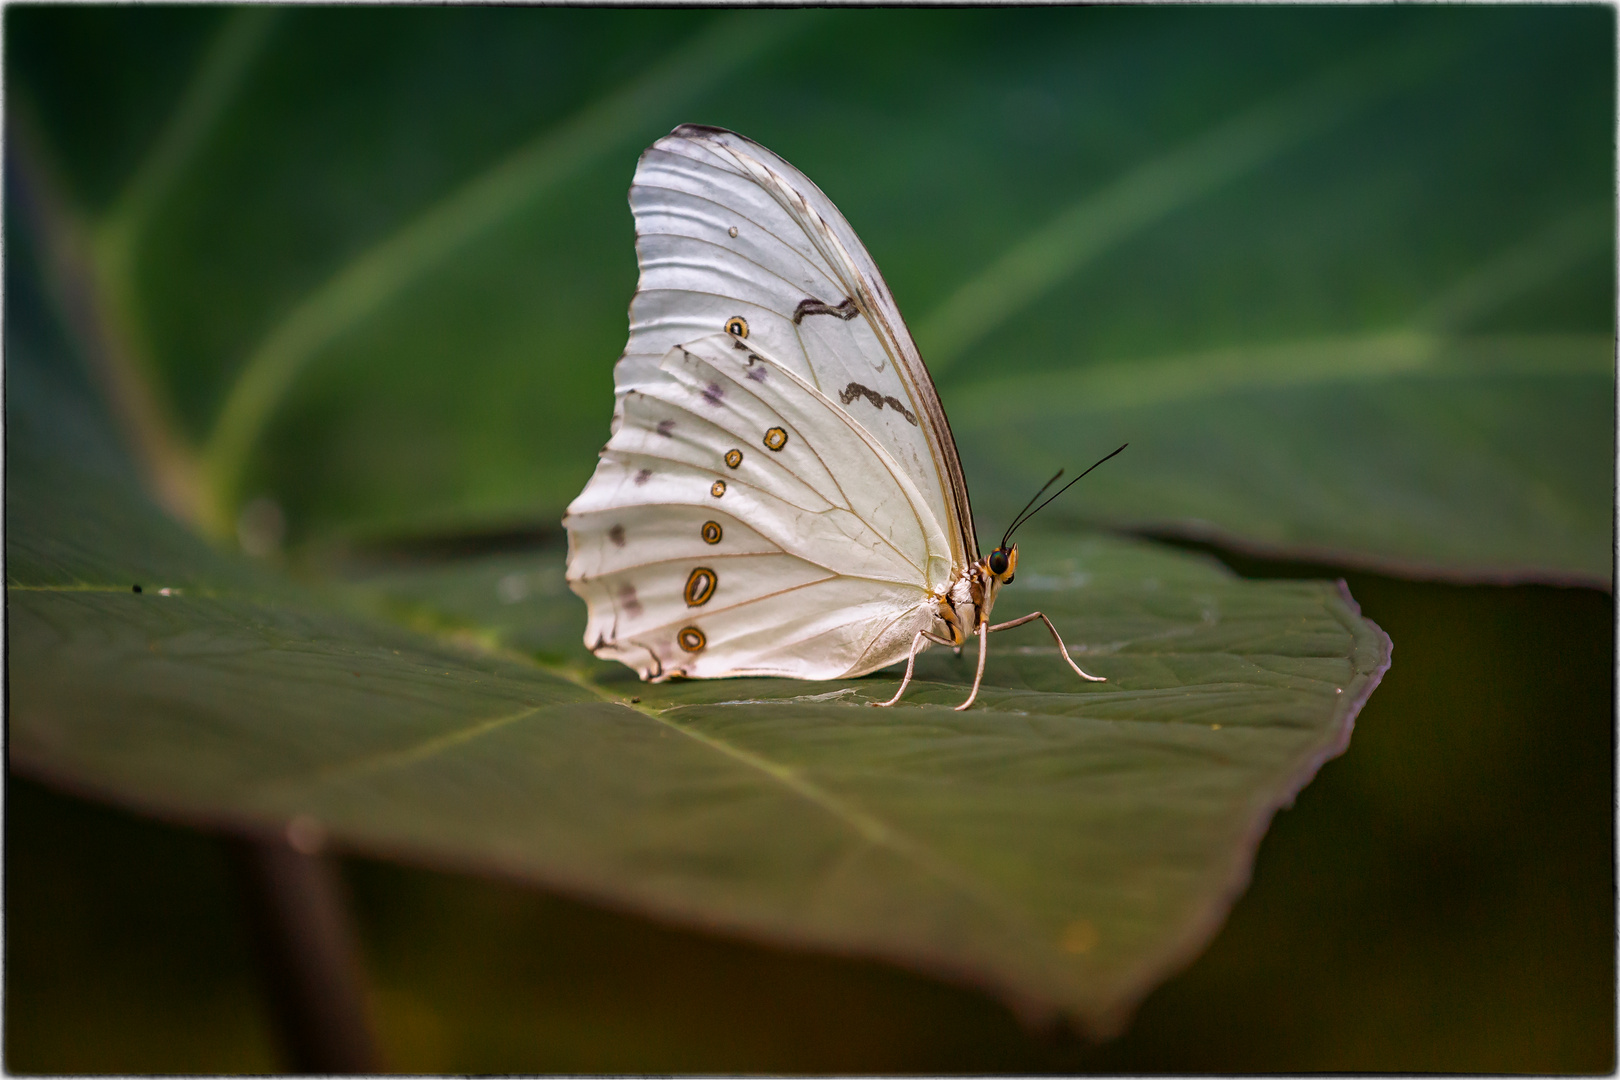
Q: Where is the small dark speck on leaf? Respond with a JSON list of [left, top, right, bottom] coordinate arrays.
[[630, 697, 641, 704], [132, 584, 142, 594]]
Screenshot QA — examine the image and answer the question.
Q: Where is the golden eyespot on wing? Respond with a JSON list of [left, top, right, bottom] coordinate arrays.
[[727, 225, 739, 238], [725, 316, 749, 339], [677, 626, 706, 653], [684, 567, 717, 607], [763, 426, 788, 451], [724, 448, 742, 469], [710, 480, 726, 497], [701, 521, 722, 544]]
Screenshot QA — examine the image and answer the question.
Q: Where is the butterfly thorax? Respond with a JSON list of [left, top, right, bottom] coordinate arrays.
[[936, 546, 1018, 646]]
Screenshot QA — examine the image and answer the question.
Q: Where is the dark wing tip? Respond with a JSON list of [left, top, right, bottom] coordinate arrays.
[[671, 123, 737, 139]]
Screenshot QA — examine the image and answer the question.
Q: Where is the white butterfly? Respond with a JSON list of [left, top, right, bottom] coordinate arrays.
[[564, 124, 1113, 710]]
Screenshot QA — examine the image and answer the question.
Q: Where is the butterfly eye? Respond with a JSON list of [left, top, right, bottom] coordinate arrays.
[[988, 549, 1010, 576], [726, 316, 749, 339]]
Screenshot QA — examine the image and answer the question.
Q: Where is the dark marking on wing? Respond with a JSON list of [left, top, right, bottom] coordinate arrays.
[[702, 382, 724, 406], [608, 524, 626, 547], [793, 296, 859, 323], [619, 583, 642, 617], [655, 419, 676, 437], [673, 123, 731, 138], [839, 382, 918, 426], [746, 366, 767, 383], [634, 468, 652, 485]]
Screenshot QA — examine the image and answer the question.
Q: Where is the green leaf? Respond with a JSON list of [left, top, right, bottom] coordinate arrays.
[[8, 235, 1388, 1034]]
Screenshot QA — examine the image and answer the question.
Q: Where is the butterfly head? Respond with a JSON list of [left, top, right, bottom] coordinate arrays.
[[986, 545, 1017, 585], [992, 446, 1129, 587]]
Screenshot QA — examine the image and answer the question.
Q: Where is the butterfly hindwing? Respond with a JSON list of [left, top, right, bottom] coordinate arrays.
[[565, 335, 945, 680]]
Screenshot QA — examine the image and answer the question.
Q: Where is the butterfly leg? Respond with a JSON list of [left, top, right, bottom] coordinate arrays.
[[872, 629, 957, 707], [987, 612, 1107, 682], [953, 620, 992, 711]]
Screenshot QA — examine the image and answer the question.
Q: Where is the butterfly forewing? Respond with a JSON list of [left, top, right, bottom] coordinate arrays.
[[626, 126, 976, 563]]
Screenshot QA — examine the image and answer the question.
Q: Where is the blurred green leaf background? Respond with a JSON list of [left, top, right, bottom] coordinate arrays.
[[5, 5, 1613, 1072], [9, 5, 1610, 571]]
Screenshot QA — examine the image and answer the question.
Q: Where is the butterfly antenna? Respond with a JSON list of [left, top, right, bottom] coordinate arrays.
[[999, 469, 1066, 550], [1001, 444, 1127, 547]]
